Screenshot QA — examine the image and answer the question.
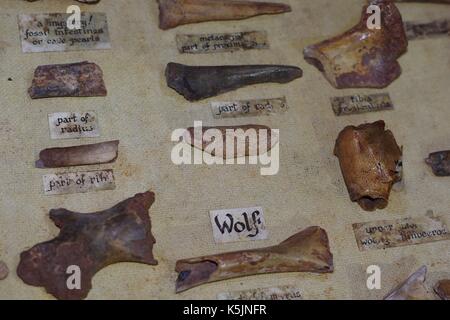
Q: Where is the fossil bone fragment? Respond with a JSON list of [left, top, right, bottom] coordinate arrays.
[[303, 0, 408, 89], [384, 266, 435, 300], [158, 0, 291, 30], [36, 140, 119, 168], [17, 191, 157, 300], [434, 280, 450, 300], [175, 226, 333, 293], [29, 61, 107, 99], [165, 63, 302, 101], [0, 261, 8, 280], [334, 120, 402, 211], [183, 125, 279, 158], [425, 151, 450, 176]]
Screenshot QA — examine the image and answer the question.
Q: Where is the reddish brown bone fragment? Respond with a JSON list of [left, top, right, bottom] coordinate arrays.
[[434, 280, 450, 300]]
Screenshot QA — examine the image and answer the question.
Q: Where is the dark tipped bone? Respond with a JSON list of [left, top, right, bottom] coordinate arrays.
[[175, 226, 333, 293], [165, 63, 302, 101], [425, 151, 450, 176], [17, 191, 157, 300], [434, 280, 450, 300], [158, 0, 291, 30], [384, 266, 435, 300]]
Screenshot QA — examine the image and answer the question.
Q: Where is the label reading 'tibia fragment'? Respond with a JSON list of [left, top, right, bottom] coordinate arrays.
[[331, 93, 393, 116]]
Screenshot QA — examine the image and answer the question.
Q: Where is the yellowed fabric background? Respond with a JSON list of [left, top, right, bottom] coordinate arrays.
[[0, 0, 449, 300]]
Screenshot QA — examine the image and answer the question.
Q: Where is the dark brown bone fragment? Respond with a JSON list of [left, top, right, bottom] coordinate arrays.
[[303, 0, 408, 89], [175, 226, 333, 293], [384, 266, 435, 300], [17, 191, 157, 300], [425, 151, 450, 176], [184, 125, 278, 158], [157, 0, 291, 30], [36, 140, 119, 168], [0, 261, 8, 281], [165, 63, 302, 101], [29, 61, 107, 99], [26, 0, 100, 3], [434, 280, 450, 300], [334, 120, 402, 211]]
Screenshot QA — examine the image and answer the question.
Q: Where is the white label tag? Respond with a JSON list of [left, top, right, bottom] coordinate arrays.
[[218, 286, 303, 300], [211, 97, 287, 119], [48, 112, 100, 140], [43, 170, 115, 195]]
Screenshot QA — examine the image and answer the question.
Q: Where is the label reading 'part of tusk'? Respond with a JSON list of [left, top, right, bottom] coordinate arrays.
[[211, 97, 287, 119]]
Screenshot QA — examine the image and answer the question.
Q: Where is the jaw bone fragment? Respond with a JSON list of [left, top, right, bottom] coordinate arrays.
[[384, 266, 436, 300], [175, 226, 334, 293], [334, 120, 403, 212], [303, 0, 408, 89], [17, 191, 157, 300], [165, 63, 302, 101], [157, 0, 291, 30], [425, 151, 450, 176]]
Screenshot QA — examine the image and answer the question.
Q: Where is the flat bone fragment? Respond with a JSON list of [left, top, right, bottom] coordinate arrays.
[[184, 125, 279, 158], [36, 140, 119, 169], [175, 226, 333, 293], [384, 266, 435, 300], [17, 191, 157, 300], [166, 63, 302, 101], [303, 0, 408, 89], [158, 0, 291, 30], [425, 151, 450, 176], [434, 280, 450, 300], [334, 120, 402, 212], [0, 261, 9, 280], [29, 61, 107, 99]]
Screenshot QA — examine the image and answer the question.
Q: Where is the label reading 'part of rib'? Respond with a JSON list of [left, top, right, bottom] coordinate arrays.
[[18, 13, 111, 53], [352, 214, 450, 251], [331, 93, 393, 116], [210, 207, 268, 244], [404, 19, 450, 40], [176, 31, 269, 54], [48, 112, 100, 140], [211, 97, 287, 119], [43, 170, 115, 195], [218, 286, 303, 300]]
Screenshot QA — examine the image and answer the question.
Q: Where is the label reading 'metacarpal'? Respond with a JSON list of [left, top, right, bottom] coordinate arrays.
[[404, 19, 450, 40], [43, 170, 115, 195], [331, 93, 393, 116], [218, 286, 303, 300], [176, 31, 269, 54], [48, 112, 100, 140], [18, 13, 111, 53], [352, 213, 450, 251], [211, 97, 287, 119], [209, 207, 268, 244]]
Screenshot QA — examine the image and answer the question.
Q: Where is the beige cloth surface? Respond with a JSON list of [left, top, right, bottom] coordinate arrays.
[[0, 0, 449, 300]]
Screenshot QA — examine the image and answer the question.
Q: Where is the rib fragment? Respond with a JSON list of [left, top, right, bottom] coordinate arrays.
[[334, 120, 402, 211], [36, 140, 119, 169], [303, 0, 408, 88], [158, 0, 291, 30], [29, 61, 107, 99], [166, 63, 302, 101], [175, 226, 333, 293], [17, 191, 157, 300], [434, 280, 450, 300], [184, 125, 279, 158], [0, 261, 8, 281], [384, 266, 435, 300], [425, 151, 450, 176]]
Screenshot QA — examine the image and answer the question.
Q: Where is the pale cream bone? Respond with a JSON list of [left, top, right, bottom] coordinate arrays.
[[384, 266, 436, 300]]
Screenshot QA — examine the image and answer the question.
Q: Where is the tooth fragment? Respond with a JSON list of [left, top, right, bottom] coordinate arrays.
[[384, 266, 435, 300], [425, 151, 450, 176]]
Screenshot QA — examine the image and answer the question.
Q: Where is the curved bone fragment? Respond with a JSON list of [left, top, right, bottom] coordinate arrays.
[[0, 261, 8, 281], [183, 125, 279, 158], [303, 0, 408, 89], [384, 266, 435, 300], [157, 0, 291, 30], [17, 191, 157, 300], [334, 120, 402, 211], [434, 280, 450, 300], [165, 63, 302, 101], [425, 151, 450, 176], [29, 61, 107, 99], [175, 226, 333, 293], [36, 140, 119, 168]]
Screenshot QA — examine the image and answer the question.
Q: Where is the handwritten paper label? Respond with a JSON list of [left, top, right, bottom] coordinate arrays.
[[404, 19, 450, 40], [352, 214, 450, 251], [211, 97, 287, 119], [331, 93, 393, 116], [209, 207, 268, 244], [218, 286, 303, 300], [48, 112, 100, 140], [18, 13, 111, 53], [176, 31, 269, 54], [43, 170, 115, 195]]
